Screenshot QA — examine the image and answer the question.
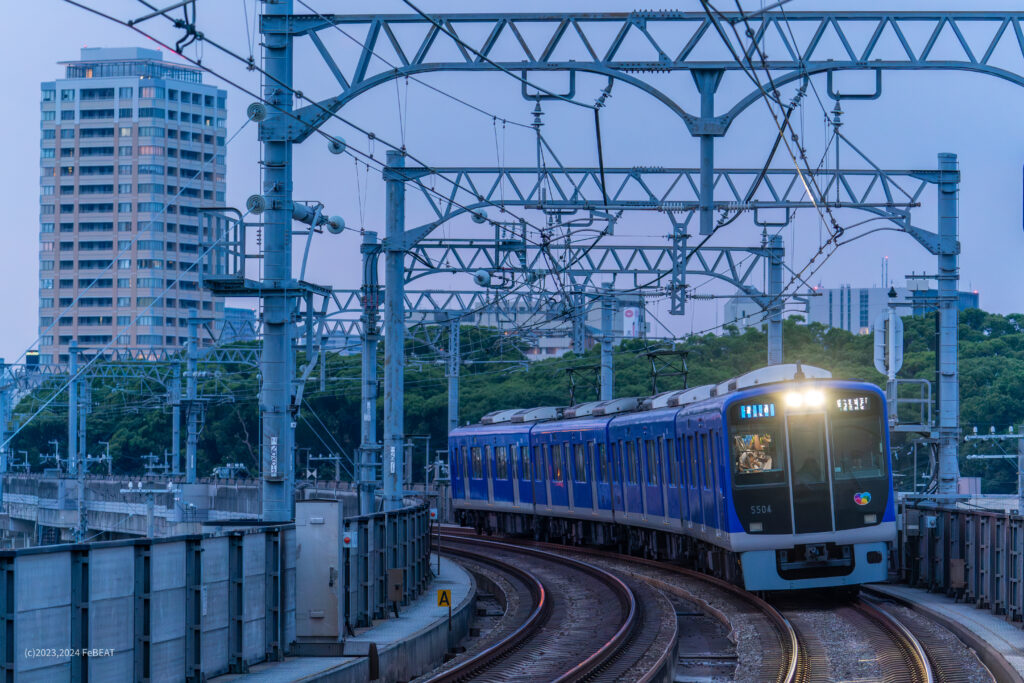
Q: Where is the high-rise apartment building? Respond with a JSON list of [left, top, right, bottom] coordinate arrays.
[[38, 47, 227, 363]]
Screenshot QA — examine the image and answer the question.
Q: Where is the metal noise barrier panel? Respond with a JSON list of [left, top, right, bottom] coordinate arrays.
[[0, 524, 295, 681], [897, 501, 1024, 625], [341, 500, 431, 630]]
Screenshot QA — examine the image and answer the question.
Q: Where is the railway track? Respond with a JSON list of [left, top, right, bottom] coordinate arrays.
[[424, 535, 638, 682], [438, 527, 1003, 682], [439, 527, 799, 683]]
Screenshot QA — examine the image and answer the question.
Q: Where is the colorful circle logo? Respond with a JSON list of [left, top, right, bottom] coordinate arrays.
[[854, 492, 872, 506]]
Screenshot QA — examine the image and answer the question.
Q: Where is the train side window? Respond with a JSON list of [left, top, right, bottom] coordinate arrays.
[[626, 441, 639, 485], [700, 434, 711, 489], [551, 444, 564, 482], [574, 444, 587, 483], [598, 443, 609, 483], [471, 446, 483, 479], [495, 446, 509, 480], [643, 439, 655, 485], [664, 437, 676, 487]]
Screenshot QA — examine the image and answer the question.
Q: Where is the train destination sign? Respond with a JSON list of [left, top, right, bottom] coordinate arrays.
[[836, 396, 872, 412], [738, 403, 775, 419]]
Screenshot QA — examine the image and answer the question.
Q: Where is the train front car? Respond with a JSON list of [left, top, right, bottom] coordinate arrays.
[[725, 379, 896, 591]]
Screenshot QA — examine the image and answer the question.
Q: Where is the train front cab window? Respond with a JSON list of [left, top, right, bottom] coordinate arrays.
[[830, 392, 888, 530], [728, 403, 792, 535]]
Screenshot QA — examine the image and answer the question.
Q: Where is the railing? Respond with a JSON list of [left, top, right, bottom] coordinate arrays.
[[340, 501, 432, 630], [0, 524, 295, 680], [889, 379, 932, 432], [897, 501, 1024, 624]]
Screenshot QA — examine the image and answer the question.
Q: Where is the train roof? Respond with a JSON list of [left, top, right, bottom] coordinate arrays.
[[459, 364, 838, 430]]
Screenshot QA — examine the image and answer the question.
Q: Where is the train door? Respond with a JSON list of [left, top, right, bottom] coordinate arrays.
[[565, 444, 573, 511], [532, 445, 546, 508], [612, 441, 625, 516], [543, 444, 554, 510], [710, 429, 723, 535], [485, 444, 495, 504], [785, 412, 834, 533], [510, 443, 521, 506], [461, 445, 471, 501], [589, 442, 599, 514], [658, 435, 670, 521], [696, 432, 704, 528]]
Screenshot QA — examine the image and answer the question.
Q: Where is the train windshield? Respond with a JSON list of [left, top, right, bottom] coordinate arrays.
[[830, 413, 886, 482], [730, 424, 785, 486]]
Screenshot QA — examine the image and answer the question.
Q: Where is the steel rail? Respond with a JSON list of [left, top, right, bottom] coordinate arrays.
[[423, 544, 548, 683], [435, 533, 638, 683], [439, 526, 799, 683], [855, 597, 934, 683]]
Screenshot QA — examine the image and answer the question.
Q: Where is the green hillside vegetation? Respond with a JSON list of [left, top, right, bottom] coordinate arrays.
[[10, 309, 1024, 493]]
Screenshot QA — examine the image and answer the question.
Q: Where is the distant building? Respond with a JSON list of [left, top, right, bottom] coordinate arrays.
[[805, 281, 980, 334], [723, 295, 766, 331], [38, 47, 227, 363]]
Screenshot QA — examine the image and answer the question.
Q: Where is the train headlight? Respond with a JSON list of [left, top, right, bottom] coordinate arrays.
[[749, 521, 763, 532], [786, 389, 825, 408], [864, 513, 877, 524]]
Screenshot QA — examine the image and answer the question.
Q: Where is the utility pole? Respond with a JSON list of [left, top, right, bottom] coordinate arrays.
[[171, 362, 181, 476], [120, 481, 177, 538], [765, 232, 784, 365], [259, 0, 297, 522], [97, 441, 112, 476], [0, 359, 8, 512], [358, 230, 381, 515], [381, 150, 428, 510], [446, 319, 460, 434], [691, 69, 724, 236], [935, 153, 961, 496], [186, 312, 200, 484], [383, 150, 407, 511], [68, 340, 78, 476], [600, 283, 615, 401]]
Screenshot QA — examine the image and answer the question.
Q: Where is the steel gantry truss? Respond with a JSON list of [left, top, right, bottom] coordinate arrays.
[[241, 6, 1024, 513]]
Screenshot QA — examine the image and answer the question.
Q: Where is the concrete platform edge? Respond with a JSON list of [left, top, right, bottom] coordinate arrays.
[[309, 557, 476, 683], [867, 584, 1024, 683]]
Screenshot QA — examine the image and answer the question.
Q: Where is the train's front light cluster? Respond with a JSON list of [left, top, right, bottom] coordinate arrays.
[[784, 389, 825, 408]]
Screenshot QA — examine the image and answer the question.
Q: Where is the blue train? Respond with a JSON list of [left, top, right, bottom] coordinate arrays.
[[450, 364, 896, 591]]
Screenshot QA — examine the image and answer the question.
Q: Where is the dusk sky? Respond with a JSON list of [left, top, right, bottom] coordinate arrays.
[[3, 1, 1024, 364]]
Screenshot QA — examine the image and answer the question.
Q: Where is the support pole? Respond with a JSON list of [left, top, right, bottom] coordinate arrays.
[[260, 0, 296, 521], [571, 286, 586, 354], [766, 233, 784, 365], [447, 319, 460, 434], [936, 152, 961, 496], [0, 360, 8, 512], [358, 231, 381, 516], [600, 284, 614, 401], [692, 70, 724, 236], [383, 150, 407, 511], [68, 340, 79, 476], [78, 384, 88, 463], [171, 363, 181, 476], [186, 312, 199, 484], [1018, 433, 1024, 514]]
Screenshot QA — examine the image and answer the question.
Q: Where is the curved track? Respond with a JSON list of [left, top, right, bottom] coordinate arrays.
[[426, 535, 637, 682], [440, 527, 799, 683]]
